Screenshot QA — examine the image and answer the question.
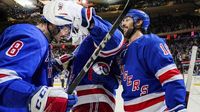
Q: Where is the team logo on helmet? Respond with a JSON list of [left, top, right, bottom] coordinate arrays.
[[58, 2, 63, 11]]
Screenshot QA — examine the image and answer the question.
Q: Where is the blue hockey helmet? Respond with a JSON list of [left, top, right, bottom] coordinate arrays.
[[125, 9, 150, 31]]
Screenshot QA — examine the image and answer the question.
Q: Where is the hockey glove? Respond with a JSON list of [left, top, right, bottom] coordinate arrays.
[[56, 54, 74, 65], [29, 86, 77, 112], [51, 54, 74, 75]]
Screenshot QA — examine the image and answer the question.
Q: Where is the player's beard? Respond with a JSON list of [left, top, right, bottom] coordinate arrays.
[[124, 27, 136, 40]]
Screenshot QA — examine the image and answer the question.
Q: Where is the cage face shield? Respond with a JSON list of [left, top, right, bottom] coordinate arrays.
[[68, 24, 89, 45], [58, 25, 71, 39], [52, 25, 72, 43]]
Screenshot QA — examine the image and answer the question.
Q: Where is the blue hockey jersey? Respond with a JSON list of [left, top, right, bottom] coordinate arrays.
[[0, 24, 52, 112], [121, 34, 186, 112], [72, 15, 124, 111]]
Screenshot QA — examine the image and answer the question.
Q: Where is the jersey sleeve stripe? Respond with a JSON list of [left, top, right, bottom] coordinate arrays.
[[0, 69, 21, 84], [161, 74, 183, 86], [0, 69, 18, 75], [0, 74, 21, 84], [158, 68, 181, 84], [0, 74, 9, 78], [155, 64, 177, 78], [94, 33, 124, 57]]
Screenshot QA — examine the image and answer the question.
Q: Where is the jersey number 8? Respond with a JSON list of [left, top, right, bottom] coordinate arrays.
[[6, 40, 24, 57]]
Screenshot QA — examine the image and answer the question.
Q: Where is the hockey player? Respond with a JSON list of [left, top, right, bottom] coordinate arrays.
[[119, 9, 187, 112], [0, 4, 77, 112], [43, 0, 124, 111]]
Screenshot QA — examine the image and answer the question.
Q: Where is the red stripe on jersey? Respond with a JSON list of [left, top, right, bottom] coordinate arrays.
[[159, 69, 180, 84], [124, 95, 165, 111], [86, 8, 91, 20], [77, 88, 115, 104], [0, 74, 8, 78], [100, 46, 122, 57]]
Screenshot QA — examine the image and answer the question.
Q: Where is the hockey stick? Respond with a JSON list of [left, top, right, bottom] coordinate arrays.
[[67, 0, 133, 94], [185, 46, 198, 107]]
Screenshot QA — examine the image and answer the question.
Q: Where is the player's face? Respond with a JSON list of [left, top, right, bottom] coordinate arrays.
[[55, 26, 71, 42], [121, 17, 134, 36], [48, 24, 61, 37]]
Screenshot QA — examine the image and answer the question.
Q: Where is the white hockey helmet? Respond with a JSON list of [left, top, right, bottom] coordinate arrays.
[[43, 0, 90, 45], [43, 0, 82, 26]]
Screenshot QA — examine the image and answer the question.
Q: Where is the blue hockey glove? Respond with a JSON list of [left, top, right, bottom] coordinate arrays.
[[66, 94, 78, 112]]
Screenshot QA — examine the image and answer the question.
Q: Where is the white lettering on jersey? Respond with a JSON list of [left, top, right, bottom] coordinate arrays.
[[140, 85, 149, 96], [123, 71, 149, 96], [127, 75, 133, 86], [132, 80, 140, 91]]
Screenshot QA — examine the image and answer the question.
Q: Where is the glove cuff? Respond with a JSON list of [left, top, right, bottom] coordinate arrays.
[[29, 86, 50, 112], [58, 54, 74, 64], [81, 7, 96, 28]]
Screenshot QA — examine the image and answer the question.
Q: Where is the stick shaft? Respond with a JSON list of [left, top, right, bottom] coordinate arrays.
[[185, 46, 198, 107], [67, 0, 133, 94]]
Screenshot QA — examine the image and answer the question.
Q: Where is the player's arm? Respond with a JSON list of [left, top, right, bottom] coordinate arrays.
[[53, 53, 74, 69], [0, 31, 77, 112], [145, 37, 186, 112], [69, 4, 124, 57], [89, 15, 124, 57]]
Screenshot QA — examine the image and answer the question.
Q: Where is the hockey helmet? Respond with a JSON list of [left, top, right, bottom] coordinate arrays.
[[125, 9, 150, 31], [43, 0, 90, 45], [42, 0, 80, 26]]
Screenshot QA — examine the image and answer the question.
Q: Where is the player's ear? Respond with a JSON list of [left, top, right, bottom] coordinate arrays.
[[136, 19, 143, 29]]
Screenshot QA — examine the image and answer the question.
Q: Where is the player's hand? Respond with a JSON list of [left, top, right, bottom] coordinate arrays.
[[52, 54, 73, 74], [29, 86, 77, 112], [48, 0, 95, 29], [57, 54, 74, 65], [67, 94, 78, 112], [59, 0, 95, 29]]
